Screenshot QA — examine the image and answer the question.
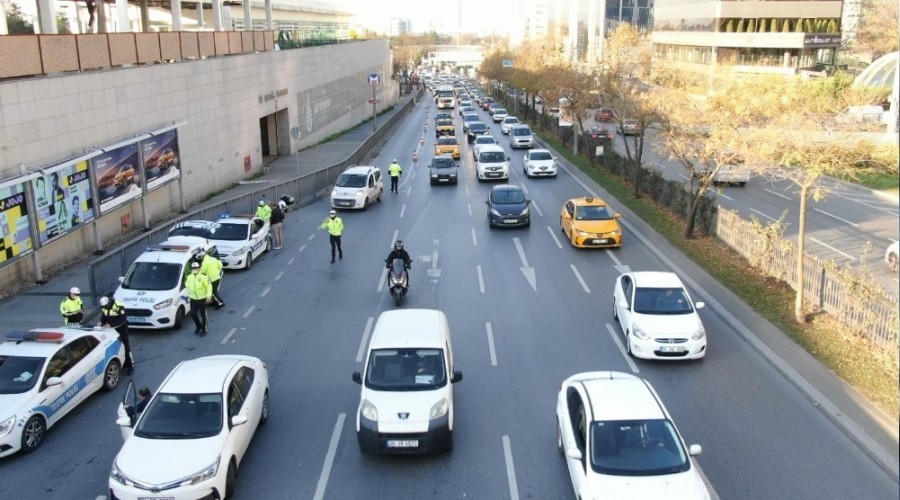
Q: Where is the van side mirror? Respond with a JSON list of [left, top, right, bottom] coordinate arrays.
[[614, 213, 621, 219], [352, 372, 362, 384], [451, 371, 463, 383]]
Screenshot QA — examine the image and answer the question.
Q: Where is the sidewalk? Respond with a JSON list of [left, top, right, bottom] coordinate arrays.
[[0, 93, 418, 332]]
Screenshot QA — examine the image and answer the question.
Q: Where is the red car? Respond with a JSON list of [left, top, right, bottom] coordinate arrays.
[[587, 126, 612, 140], [594, 108, 615, 122]]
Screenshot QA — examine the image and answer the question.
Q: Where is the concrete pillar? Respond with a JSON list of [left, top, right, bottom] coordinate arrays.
[[265, 0, 272, 29], [116, 0, 128, 31], [0, 1, 9, 35], [784, 50, 791, 67], [140, 0, 149, 31], [197, 0, 204, 29], [212, 0, 223, 31], [243, 0, 251, 30], [37, 0, 57, 34], [172, 0, 182, 31], [98, 0, 107, 33]]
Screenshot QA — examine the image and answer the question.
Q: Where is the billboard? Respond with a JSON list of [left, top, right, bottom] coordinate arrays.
[[0, 181, 33, 264], [93, 141, 142, 214], [141, 128, 182, 193], [32, 159, 96, 245]]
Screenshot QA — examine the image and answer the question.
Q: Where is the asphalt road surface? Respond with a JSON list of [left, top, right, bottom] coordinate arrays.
[[0, 98, 896, 500]]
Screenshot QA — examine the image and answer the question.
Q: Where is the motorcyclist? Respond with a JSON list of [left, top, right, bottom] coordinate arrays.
[[385, 240, 412, 273]]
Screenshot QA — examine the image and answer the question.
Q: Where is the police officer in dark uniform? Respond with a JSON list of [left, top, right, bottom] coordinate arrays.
[[99, 296, 135, 375]]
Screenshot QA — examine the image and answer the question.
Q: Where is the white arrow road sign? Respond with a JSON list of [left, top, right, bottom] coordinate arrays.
[[513, 237, 536, 291]]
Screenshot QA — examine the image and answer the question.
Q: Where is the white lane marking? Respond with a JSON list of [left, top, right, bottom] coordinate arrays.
[[513, 237, 530, 267], [547, 225, 563, 248], [531, 200, 544, 217], [406, 185, 412, 195], [95, 496, 106, 500], [718, 192, 734, 201], [832, 191, 899, 217], [809, 237, 857, 261], [288, 257, 295, 266], [400, 204, 407, 218], [571, 264, 591, 293], [606, 323, 639, 374], [813, 208, 860, 227], [486, 322, 498, 366], [502, 435, 520, 500], [376, 267, 387, 292], [520, 183, 529, 194], [606, 249, 622, 266], [313, 413, 346, 500], [465, 185, 470, 196], [275, 271, 285, 281], [389, 230, 399, 249], [242, 306, 255, 318], [472, 228, 478, 246], [260, 287, 271, 297], [749, 208, 777, 222], [678, 173, 690, 180], [468, 203, 473, 216], [355, 317, 375, 362], [308, 233, 316, 240], [764, 188, 791, 200], [477, 265, 485, 293], [298, 244, 306, 253], [220, 327, 238, 345]]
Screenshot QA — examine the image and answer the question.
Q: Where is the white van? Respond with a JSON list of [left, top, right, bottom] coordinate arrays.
[[475, 144, 511, 181], [352, 309, 462, 454]]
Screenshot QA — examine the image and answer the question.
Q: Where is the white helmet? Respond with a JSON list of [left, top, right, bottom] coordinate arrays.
[[99, 296, 110, 307], [259, 200, 266, 206], [69, 287, 80, 295]]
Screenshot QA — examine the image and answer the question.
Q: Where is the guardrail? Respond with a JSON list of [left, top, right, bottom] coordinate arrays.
[[88, 89, 422, 304]]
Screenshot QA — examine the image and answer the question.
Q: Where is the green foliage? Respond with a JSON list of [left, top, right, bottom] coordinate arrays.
[[56, 13, 71, 34], [5, 2, 34, 34]]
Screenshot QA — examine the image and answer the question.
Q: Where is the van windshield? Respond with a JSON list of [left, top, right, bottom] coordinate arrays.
[[512, 127, 532, 136], [479, 151, 506, 163], [336, 173, 367, 188], [365, 348, 447, 391]]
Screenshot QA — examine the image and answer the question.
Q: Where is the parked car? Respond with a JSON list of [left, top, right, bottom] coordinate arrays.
[[330, 165, 384, 210], [169, 216, 271, 271], [486, 184, 530, 228], [560, 197, 622, 247]]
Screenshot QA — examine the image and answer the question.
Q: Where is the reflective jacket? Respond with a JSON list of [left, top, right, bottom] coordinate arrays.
[[200, 255, 223, 283], [60, 296, 83, 317], [101, 300, 128, 329], [255, 204, 272, 222], [185, 272, 212, 300], [388, 162, 403, 177], [321, 216, 344, 236]]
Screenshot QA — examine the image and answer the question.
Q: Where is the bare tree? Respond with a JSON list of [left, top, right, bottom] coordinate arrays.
[[854, 0, 899, 59]]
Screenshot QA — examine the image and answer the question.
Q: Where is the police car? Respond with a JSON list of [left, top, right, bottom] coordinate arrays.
[[0, 328, 125, 457], [169, 216, 271, 270], [114, 236, 218, 330]]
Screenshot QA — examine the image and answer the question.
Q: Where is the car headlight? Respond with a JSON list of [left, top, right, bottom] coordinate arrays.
[[691, 324, 706, 340], [431, 173, 439, 178], [490, 208, 502, 217], [356, 189, 366, 198], [519, 207, 529, 216], [608, 230, 621, 236], [632, 324, 650, 340], [360, 399, 378, 420], [153, 299, 173, 310], [330, 189, 338, 197], [0, 415, 15, 438], [231, 246, 250, 256], [186, 457, 221, 485], [576, 229, 592, 236], [429, 398, 449, 420], [110, 460, 129, 485]]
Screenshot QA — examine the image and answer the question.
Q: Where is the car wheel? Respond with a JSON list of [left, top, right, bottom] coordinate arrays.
[[173, 306, 185, 329], [259, 390, 269, 425], [445, 430, 454, 452], [363, 198, 369, 211], [21, 416, 46, 454], [377, 189, 383, 202], [265, 236, 272, 253], [245, 252, 253, 270], [224, 458, 237, 498], [102, 359, 122, 392]]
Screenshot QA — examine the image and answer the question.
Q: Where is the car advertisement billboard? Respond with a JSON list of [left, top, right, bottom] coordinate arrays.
[[0, 180, 34, 265], [93, 141, 142, 214], [32, 158, 96, 245], [141, 128, 182, 193]]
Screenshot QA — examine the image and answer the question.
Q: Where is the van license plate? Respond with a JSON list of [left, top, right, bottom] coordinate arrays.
[[386, 440, 418, 448]]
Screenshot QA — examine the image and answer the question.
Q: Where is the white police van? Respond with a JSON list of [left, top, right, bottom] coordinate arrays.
[[169, 215, 271, 270], [113, 236, 218, 330]]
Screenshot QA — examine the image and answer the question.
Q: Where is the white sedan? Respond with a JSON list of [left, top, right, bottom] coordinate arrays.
[[0, 328, 125, 457], [557, 371, 711, 500], [472, 135, 499, 159], [500, 116, 521, 134], [612, 271, 707, 360], [523, 149, 558, 177], [110, 355, 269, 500], [169, 216, 271, 270], [492, 108, 509, 122]]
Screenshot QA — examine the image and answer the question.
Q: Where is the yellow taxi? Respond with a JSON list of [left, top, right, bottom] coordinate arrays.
[[560, 197, 622, 248], [434, 136, 461, 160]]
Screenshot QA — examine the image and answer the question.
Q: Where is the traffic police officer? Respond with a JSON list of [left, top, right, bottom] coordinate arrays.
[[99, 296, 135, 375], [197, 249, 225, 309], [388, 159, 402, 193], [60, 287, 84, 326], [320, 209, 344, 263], [255, 200, 272, 222], [185, 261, 212, 336]]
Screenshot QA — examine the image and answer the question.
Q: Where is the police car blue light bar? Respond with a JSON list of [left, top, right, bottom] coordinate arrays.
[[6, 331, 66, 342]]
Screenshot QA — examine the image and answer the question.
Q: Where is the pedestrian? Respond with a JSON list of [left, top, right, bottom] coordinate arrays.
[[270, 202, 285, 250], [320, 209, 344, 263], [388, 159, 402, 193], [197, 249, 225, 309], [60, 287, 84, 326], [99, 296, 135, 376], [255, 199, 272, 222], [185, 261, 212, 336]]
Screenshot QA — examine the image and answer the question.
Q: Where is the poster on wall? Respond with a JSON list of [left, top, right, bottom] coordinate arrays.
[[141, 128, 182, 193], [0, 181, 34, 265], [92, 141, 142, 214], [32, 159, 96, 245]]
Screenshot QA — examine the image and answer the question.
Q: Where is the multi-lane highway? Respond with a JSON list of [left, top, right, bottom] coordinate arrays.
[[0, 96, 897, 500]]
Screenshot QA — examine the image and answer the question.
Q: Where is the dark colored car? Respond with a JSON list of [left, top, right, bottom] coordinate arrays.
[[595, 108, 615, 122], [587, 126, 612, 140], [466, 122, 489, 143], [486, 184, 531, 228], [429, 154, 458, 185]]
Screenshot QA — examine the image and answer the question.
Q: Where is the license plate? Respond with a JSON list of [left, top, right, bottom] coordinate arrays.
[[504, 219, 518, 224], [138, 497, 174, 500], [487, 173, 501, 177], [127, 316, 148, 323], [591, 239, 609, 244], [338, 201, 352, 207], [438, 179, 449, 182], [660, 346, 685, 353], [387, 440, 419, 448]]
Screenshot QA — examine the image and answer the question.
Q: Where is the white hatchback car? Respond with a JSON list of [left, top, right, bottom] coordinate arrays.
[[492, 108, 509, 122], [330, 165, 384, 210], [0, 328, 125, 457], [557, 371, 710, 500], [500, 116, 521, 134], [472, 135, 499, 159], [110, 355, 269, 500], [523, 148, 558, 177], [613, 272, 706, 360], [169, 216, 271, 270]]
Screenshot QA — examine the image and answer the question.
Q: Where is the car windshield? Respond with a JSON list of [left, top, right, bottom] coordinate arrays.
[[437, 137, 458, 145], [464, 114, 479, 122], [135, 392, 224, 439], [633, 288, 693, 314], [470, 124, 486, 132], [437, 119, 453, 127], [504, 118, 520, 124], [529, 151, 552, 161], [495, 108, 507, 113], [512, 128, 532, 136], [365, 348, 447, 391], [432, 158, 455, 169], [492, 189, 526, 204], [336, 173, 367, 188], [476, 137, 495, 144], [479, 151, 506, 163], [122, 262, 183, 291], [590, 419, 689, 476], [575, 205, 613, 221], [0, 355, 46, 394], [202, 223, 247, 241], [436, 90, 454, 98], [435, 113, 451, 121]]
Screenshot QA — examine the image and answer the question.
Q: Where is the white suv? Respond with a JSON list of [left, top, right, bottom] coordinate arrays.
[[330, 166, 384, 210], [475, 145, 510, 181]]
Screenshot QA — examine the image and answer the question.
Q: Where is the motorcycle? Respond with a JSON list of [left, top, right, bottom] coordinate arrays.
[[386, 258, 409, 306]]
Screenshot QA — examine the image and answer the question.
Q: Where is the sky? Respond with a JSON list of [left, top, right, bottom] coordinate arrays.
[[333, 0, 514, 36]]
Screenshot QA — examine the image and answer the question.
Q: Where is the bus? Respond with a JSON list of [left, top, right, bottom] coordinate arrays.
[[435, 85, 456, 109]]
